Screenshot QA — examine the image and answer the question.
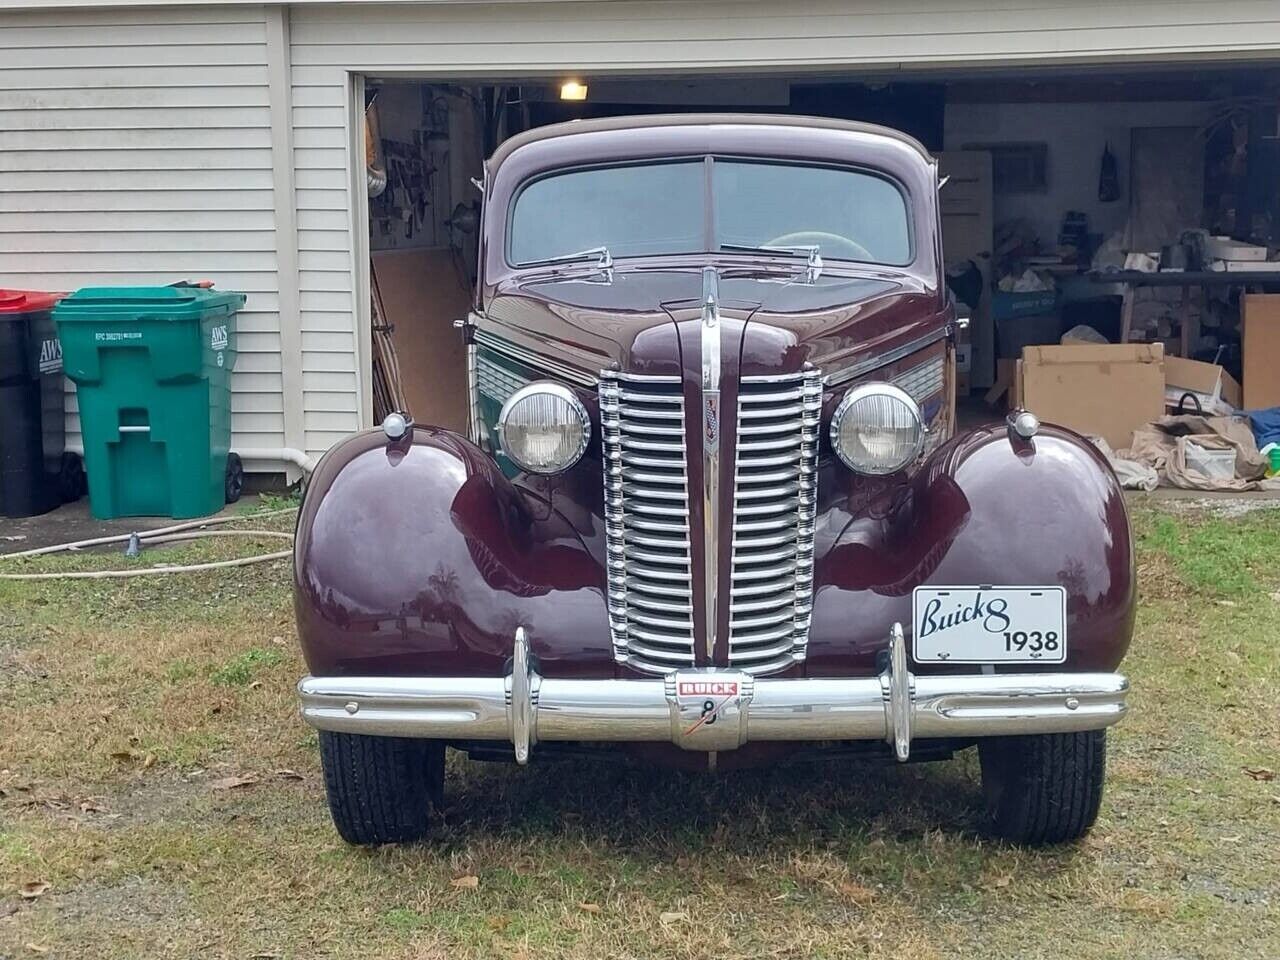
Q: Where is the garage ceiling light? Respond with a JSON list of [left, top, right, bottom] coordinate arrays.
[[560, 81, 589, 101]]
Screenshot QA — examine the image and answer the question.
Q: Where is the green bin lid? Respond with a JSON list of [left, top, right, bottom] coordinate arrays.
[[54, 284, 246, 321]]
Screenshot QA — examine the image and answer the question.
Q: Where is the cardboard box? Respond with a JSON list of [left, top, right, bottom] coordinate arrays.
[[1164, 355, 1242, 416], [1243, 294, 1280, 410], [1018, 343, 1165, 450]]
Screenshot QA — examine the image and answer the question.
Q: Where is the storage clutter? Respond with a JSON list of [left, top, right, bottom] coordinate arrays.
[[53, 284, 246, 520], [957, 120, 1280, 496]]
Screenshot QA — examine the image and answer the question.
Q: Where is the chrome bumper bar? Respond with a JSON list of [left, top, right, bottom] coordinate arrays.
[[298, 626, 1128, 762]]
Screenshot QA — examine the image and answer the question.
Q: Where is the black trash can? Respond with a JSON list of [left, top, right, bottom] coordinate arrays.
[[0, 289, 83, 518]]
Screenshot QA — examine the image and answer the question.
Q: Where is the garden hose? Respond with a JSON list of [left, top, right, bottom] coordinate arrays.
[[0, 508, 298, 580]]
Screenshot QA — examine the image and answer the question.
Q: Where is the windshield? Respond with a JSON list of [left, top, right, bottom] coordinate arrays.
[[508, 158, 912, 268]]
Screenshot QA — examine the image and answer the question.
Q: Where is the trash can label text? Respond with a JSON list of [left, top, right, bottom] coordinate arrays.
[[38, 338, 63, 375], [94, 331, 143, 343]]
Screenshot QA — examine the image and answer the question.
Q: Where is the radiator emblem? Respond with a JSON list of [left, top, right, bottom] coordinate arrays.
[[703, 395, 720, 447]]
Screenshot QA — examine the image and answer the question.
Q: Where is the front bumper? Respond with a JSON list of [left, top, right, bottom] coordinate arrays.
[[298, 625, 1128, 763]]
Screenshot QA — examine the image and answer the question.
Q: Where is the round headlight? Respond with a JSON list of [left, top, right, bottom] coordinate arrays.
[[830, 382, 926, 475], [497, 382, 591, 474]]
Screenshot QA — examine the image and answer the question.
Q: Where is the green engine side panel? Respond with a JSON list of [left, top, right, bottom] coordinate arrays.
[[474, 346, 536, 478]]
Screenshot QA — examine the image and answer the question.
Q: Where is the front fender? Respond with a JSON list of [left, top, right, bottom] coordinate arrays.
[[293, 427, 610, 678], [807, 422, 1135, 675]]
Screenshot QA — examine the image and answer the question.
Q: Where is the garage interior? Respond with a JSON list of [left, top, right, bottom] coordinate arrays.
[[362, 65, 1280, 466]]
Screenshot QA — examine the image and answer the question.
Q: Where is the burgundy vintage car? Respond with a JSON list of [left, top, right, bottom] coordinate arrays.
[[294, 115, 1133, 846]]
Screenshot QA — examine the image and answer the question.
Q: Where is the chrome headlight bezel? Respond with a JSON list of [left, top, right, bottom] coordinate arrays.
[[829, 381, 927, 475], [496, 381, 591, 475]]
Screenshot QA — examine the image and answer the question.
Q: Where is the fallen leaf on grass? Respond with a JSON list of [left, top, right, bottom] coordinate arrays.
[[274, 769, 303, 781], [18, 882, 49, 900], [109, 750, 137, 763], [659, 911, 689, 925], [79, 798, 107, 814], [578, 902, 602, 914], [993, 874, 1013, 888], [837, 881, 878, 904], [25, 944, 49, 955], [210, 775, 259, 791], [1244, 767, 1275, 782], [450, 875, 479, 889]]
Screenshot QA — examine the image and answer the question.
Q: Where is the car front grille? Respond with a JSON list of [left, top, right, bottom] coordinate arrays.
[[600, 370, 820, 676]]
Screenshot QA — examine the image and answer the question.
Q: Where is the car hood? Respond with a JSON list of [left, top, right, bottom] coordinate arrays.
[[481, 263, 944, 380]]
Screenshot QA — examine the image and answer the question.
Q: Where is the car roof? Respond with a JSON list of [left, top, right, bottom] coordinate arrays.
[[486, 113, 933, 177]]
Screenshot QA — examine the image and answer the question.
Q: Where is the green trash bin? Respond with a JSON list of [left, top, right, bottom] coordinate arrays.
[[54, 284, 246, 520]]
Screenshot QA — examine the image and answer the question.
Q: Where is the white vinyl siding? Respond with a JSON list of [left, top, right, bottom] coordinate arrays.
[[0, 5, 282, 457]]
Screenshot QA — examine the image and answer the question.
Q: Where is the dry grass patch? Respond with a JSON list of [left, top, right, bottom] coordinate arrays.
[[0, 502, 1277, 958]]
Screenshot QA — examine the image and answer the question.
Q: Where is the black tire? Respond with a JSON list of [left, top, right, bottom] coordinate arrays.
[[224, 452, 244, 504], [318, 731, 445, 845], [978, 730, 1106, 845]]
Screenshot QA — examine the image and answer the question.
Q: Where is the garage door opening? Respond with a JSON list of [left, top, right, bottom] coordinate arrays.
[[358, 66, 1280, 431]]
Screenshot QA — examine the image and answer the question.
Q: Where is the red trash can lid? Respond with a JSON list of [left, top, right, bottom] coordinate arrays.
[[0, 290, 63, 314]]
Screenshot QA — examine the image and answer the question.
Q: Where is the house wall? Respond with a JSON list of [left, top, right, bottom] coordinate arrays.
[[943, 100, 1214, 248], [0, 5, 293, 463]]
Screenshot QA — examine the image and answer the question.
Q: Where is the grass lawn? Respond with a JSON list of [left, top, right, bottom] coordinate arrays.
[[1, 501, 1277, 959]]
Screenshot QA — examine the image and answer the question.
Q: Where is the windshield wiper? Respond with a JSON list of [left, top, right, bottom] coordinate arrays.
[[519, 245, 613, 273], [719, 243, 822, 282]]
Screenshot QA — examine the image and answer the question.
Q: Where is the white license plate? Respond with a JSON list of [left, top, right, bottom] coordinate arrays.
[[912, 586, 1067, 664]]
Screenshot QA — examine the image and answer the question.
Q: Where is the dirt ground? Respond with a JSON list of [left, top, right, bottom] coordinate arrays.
[[0, 499, 1277, 959]]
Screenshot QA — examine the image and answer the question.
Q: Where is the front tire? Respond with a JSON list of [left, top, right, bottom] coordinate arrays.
[[319, 731, 445, 845], [978, 730, 1106, 845]]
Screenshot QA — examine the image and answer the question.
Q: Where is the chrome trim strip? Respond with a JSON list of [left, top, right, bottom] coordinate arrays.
[[700, 266, 722, 661], [466, 339, 481, 445], [473, 327, 599, 388], [299, 628, 1129, 758], [823, 328, 949, 388]]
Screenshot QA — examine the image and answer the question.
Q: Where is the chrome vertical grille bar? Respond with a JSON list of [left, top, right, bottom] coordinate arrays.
[[700, 267, 722, 660]]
